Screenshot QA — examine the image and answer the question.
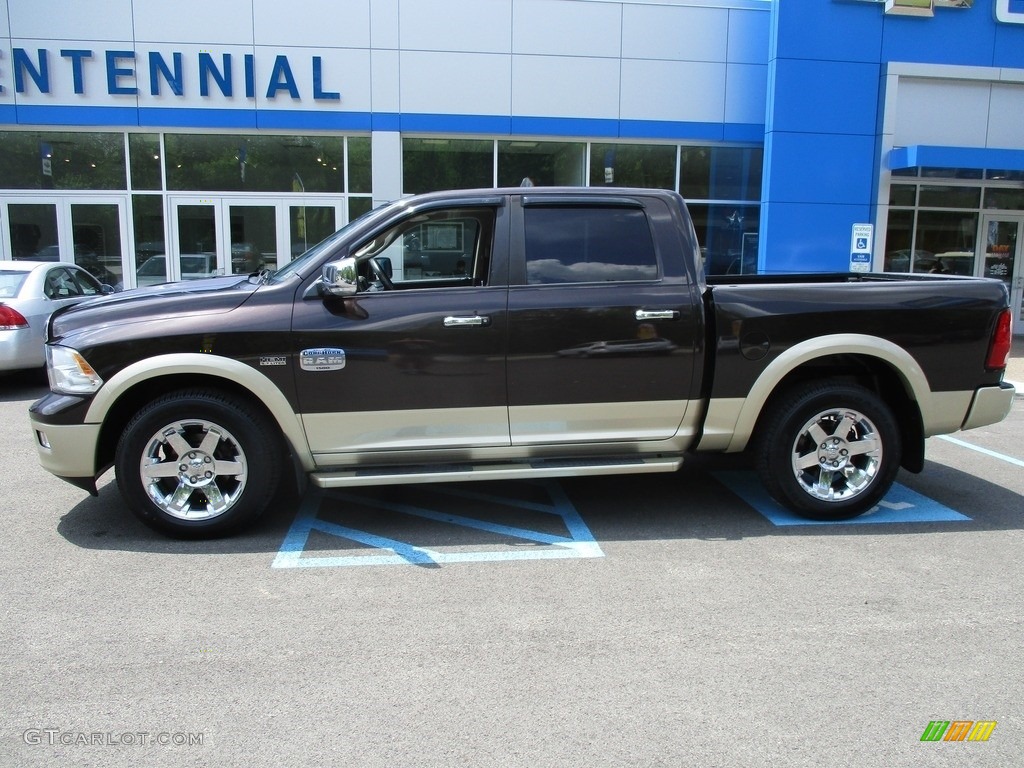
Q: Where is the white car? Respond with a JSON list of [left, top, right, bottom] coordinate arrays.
[[0, 261, 109, 372], [134, 253, 221, 287]]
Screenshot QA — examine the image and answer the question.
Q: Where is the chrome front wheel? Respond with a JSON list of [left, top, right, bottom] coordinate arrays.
[[116, 389, 280, 537], [139, 418, 249, 521]]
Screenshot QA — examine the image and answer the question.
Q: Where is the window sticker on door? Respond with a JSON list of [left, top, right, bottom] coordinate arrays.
[[300, 348, 346, 371]]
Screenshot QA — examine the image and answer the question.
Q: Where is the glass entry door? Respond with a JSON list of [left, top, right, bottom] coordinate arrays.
[[979, 215, 1023, 335], [167, 197, 345, 287], [169, 197, 279, 285], [2, 197, 128, 289]]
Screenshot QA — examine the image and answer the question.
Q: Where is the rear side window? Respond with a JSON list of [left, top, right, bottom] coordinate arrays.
[[523, 206, 659, 284]]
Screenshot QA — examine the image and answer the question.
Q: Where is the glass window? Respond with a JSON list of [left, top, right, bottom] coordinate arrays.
[[165, 134, 346, 193], [522, 206, 658, 284], [0, 131, 126, 190], [348, 197, 373, 222], [588, 143, 676, 189], [889, 184, 916, 207], [497, 141, 585, 187], [132, 194, 166, 264], [43, 267, 83, 298], [8, 203, 58, 259], [403, 138, 493, 194], [290, 205, 337, 261], [71, 203, 122, 287], [70, 268, 104, 296], [922, 167, 983, 180], [129, 133, 162, 190], [914, 210, 977, 274], [347, 137, 372, 194], [883, 209, 916, 272], [983, 188, 1024, 210], [0, 270, 29, 297], [353, 207, 496, 287], [688, 203, 760, 275], [229, 205, 276, 273], [985, 169, 1024, 182], [918, 185, 981, 209], [680, 146, 761, 201]]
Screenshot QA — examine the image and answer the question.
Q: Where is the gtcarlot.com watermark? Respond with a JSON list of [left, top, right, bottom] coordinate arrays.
[[23, 729, 203, 747]]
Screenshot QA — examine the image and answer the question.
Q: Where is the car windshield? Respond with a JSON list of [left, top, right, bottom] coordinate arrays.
[[181, 256, 212, 274], [270, 203, 396, 284], [0, 271, 29, 298], [137, 257, 165, 276]]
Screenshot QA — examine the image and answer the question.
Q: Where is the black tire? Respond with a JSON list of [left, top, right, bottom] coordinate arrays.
[[115, 388, 281, 538], [755, 381, 902, 521]]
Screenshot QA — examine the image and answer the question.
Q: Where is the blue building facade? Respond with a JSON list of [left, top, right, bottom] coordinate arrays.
[[0, 0, 1021, 326]]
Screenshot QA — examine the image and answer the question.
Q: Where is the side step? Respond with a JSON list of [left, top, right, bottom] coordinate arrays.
[[310, 455, 683, 489]]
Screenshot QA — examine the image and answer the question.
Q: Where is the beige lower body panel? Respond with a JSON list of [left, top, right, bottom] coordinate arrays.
[[509, 400, 692, 444], [302, 406, 510, 456], [696, 388, 984, 454], [961, 383, 1016, 430], [307, 400, 702, 468], [30, 420, 102, 478]]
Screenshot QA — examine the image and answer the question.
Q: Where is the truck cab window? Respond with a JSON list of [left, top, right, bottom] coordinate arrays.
[[354, 207, 495, 289], [523, 207, 659, 284]]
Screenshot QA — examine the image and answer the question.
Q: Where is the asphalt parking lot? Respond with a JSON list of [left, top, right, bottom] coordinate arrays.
[[1, 367, 1022, 768]]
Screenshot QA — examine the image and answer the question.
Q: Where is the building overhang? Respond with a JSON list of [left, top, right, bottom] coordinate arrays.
[[889, 144, 1024, 172]]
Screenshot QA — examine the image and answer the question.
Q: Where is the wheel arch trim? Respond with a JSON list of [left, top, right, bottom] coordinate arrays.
[[86, 354, 314, 470], [719, 334, 934, 453]]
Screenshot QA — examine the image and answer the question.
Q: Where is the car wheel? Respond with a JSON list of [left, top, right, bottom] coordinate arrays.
[[755, 381, 902, 520], [115, 389, 281, 538]]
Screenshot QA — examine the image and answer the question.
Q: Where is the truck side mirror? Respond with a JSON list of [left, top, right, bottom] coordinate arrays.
[[320, 256, 359, 297]]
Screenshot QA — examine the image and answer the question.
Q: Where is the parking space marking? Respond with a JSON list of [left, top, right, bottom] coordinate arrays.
[[938, 435, 1024, 468], [272, 480, 604, 568], [713, 471, 971, 526]]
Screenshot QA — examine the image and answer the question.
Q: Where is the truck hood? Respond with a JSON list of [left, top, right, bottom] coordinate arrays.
[[49, 275, 260, 342]]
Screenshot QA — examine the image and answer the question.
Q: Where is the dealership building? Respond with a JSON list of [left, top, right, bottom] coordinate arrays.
[[0, 0, 1022, 326]]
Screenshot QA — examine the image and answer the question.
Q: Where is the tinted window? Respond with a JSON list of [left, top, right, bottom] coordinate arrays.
[[354, 207, 496, 287], [523, 207, 658, 284], [44, 267, 83, 299], [70, 268, 103, 295]]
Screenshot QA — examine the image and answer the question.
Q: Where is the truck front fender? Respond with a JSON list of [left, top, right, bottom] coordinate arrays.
[[86, 353, 315, 471]]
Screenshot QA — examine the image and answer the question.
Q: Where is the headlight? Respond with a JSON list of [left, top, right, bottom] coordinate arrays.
[[46, 345, 104, 395]]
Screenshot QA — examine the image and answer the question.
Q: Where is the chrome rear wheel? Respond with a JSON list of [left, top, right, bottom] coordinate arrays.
[[756, 381, 902, 521], [790, 407, 883, 503]]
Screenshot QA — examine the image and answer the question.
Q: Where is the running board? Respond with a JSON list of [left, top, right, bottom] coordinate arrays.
[[310, 456, 683, 489]]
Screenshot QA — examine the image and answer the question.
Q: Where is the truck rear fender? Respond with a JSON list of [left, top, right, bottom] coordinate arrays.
[[86, 354, 315, 474], [704, 334, 955, 467]]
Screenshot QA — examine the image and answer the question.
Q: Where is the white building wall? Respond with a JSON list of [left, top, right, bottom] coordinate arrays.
[[0, 0, 768, 129]]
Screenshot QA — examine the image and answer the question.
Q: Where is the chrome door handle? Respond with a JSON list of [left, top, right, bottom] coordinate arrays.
[[635, 309, 679, 321], [444, 315, 490, 327]]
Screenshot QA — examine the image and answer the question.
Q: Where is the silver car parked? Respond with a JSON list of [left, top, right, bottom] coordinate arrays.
[[0, 261, 110, 372]]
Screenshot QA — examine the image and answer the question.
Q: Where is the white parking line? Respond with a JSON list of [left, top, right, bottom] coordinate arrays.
[[938, 435, 1024, 468]]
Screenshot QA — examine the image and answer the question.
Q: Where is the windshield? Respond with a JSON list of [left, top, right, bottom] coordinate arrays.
[[0, 271, 29, 298], [270, 203, 397, 284]]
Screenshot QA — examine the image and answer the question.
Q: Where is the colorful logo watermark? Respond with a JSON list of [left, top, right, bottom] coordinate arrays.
[[920, 721, 997, 742]]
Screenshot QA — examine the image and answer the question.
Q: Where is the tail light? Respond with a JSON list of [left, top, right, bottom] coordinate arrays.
[[0, 305, 28, 330], [985, 308, 1012, 370]]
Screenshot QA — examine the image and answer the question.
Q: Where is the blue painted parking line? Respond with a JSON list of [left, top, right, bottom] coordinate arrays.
[[713, 471, 970, 526], [272, 480, 604, 568]]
